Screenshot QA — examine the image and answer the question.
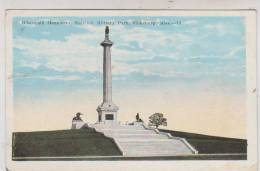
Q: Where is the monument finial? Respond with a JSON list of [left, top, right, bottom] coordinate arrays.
[[105, 26, 109, 34], [105, 26, 109, 40]]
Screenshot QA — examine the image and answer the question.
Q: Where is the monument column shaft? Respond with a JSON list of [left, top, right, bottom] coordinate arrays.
[[103, 46, 112, 103], [97, 26, 118, 123]]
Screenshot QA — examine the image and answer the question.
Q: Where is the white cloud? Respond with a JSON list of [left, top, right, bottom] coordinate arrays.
[[226, 46, 244, 58], [204, 23, 241, 37], [14, 36, 102, 73], [20, 61, 42, 69], [41, 31, 50, 35], [33, 75, 82, 81], [14, 24, 193, 76], [12, 72, 82, 81], [205, 23, 227, 36], [183, 20, 198, 25]]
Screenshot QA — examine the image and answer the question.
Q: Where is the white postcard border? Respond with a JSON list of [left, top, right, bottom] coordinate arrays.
[[5, 10, 257, 171]]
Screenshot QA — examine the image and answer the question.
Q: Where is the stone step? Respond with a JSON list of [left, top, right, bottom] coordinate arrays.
[[90, 123, 195, 156], [116, 138, 177, 142], [92, 125, 145, 130], [120, 143, 187, 148], [120, 143, 192, 156], [116, 138, 193, 156], [124, 147, 190, 153], [120, 142, 189, 149], [97, 127, 151, 130], [105, 133, 167, 139], [97, 129, 156, 134], [121, 147, 191, 153], [124, 151, 190, 156]]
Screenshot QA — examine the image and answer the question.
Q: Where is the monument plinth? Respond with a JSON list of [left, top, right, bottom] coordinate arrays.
[[97, 26, 119, 124]]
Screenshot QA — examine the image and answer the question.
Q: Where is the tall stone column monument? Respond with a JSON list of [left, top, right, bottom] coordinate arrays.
[[97, 26, 119, 124]]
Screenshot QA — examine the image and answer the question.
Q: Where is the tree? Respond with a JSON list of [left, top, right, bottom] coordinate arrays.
[[148, 113, 167, 128]]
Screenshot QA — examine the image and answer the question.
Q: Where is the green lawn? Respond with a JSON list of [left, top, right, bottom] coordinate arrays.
[[160, 129, 247, 154], [13, 128, 122, 157]]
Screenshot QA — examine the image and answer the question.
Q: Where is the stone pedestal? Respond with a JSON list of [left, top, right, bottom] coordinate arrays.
[[97, 102, 118, 124], [71, 120, 86, 129]]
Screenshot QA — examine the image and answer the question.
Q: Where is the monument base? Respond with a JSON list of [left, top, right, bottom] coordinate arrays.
[[97, 102, 119, 124], [97, 111, 118, 124]]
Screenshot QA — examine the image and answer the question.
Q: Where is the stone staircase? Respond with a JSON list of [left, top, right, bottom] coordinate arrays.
[[91, 123, 197, 157]]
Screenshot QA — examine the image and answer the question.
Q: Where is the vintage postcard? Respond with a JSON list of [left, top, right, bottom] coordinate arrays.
[[5, 10, 257, 171]]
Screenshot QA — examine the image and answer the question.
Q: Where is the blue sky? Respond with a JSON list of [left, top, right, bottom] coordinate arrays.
[[13, 16, 245, 98], [12, 16, 246, 136]]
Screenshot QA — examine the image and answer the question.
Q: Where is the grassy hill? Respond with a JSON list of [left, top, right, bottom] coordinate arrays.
[[13, 128, 247, 159], [13, 128, 122, 157], [160, 129, 247, 154]]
